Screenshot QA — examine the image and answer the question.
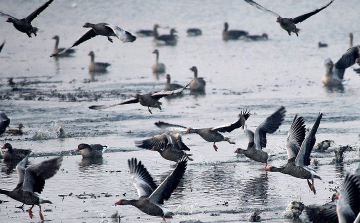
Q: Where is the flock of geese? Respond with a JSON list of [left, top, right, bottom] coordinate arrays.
[[1, 0, 360, 222]]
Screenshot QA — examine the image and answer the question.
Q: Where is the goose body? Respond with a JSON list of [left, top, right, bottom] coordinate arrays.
[[88, 51, 111, 72], [189, 66, 206, 93], [187, 28, 202, 36], [222, 22, 248, 40], [244, 33, 268, 41], [52, 35, 75, 57], [76, 143, 107, 158], [7, 124, 24, 135], [1, 143, 31, 160], [155, 28, 178, 46], [164, 74, 184, 91], [152, 49, 166, 73]]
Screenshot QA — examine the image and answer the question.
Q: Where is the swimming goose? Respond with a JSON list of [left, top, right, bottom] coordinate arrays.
[[0, 155, 63, 220], [266, 113, 323, 194], [164, 74, 184, 91], [0, 0, 54, 37], [323, 46, 360, 86], [7, 124, 24, 135], [0, 112, 10, 135], [76, 143, 107, 158], [318, 42, 328, 48], [235, 106, 286, 167], [244, 0, 334, 36], [222, 22, 248, 40], [0, 41, 5, 53], [1, 143, 31, 160], [52, 35, 75, 57], [88, 51, 111, 72], [187, 28, 202, 36], [50, 22, 136, 57], [244, 33, 268, 41], [135, 133, 192, 162], [189, 66, 206, 93], [115, 157, 187, 221], [152, 49, 166, 73], [155, 110, 250, 151], [136, 24, 160, 37], [155, 28, 178, 46], [89, 83, 190, 114]]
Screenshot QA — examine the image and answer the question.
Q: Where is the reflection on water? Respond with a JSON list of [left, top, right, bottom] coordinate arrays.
[[79, 157, 104, 171], [334, 163, 345, 178], [1, 159, 21, 175], [242, 173, 269, 205], [323, 84, 345, 93]]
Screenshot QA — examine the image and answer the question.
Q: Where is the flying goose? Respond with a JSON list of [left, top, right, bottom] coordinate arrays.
[[115, 157, 187, 221], [0, 0, 54, 37], [244, 0, 334, 36]]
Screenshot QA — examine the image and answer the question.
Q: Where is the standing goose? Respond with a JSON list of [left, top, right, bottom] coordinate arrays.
[[266, 113, 323, 194], [0, 112, 10, 135], [323, 46, 360, 86], [235, 106, 286, 167], [115, 157, 187, 221], [164, 74, 184, 91], [244, 0, 334, 36], [0, 0, 54, 37], [0, 155, 63, 220], [155, 28, 178, 46], [189, 66, 206, 93], [155, 110, 250, 151], [135, 133, 192, 162], [1, 143, 31, 160], [76, 143, 107, 158], [222, 22, 248, 40], [89, 83, 190, 114], [52, 35, 75, 57], [152, 49, 166, 73], [88, 51, 111, 72], [50, 22, 136, 56]]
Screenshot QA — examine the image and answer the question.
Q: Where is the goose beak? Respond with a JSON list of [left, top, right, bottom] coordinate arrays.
[[115, 200, 121, 205], [234, 148, 239, 153], [265, 167, 271, 171], [151, 147, 156, 151]]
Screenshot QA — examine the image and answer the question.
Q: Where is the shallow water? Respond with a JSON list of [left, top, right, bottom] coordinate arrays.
[[1, 0, 360, 222]]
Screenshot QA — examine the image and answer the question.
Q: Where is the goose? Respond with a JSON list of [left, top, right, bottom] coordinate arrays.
[[88, 51, 111, 72], [152, 49, 166, 73], [164, 74, 184, 91], [136, 24, 160, 37], [305, 194, 338, 223], [135, 133, 192, 162], [50, 22, 136, 57], [186, 28, 202, 36], [0, 112, 10, 135], [189, 66, 206, 93], [318, 42, 328, 48], [1, 143, 31, 160], [266, 113, 323, 194], [115, 157, 187, 221], [0, 155, 63, 220], [7, 124, 24, 135], [244, 33, 268, 41], [323, 46, 360, 86], [52, 35, 75, 57], [89, 83, 190, 114], [235, 106, 286, 167], [155, 28, 178, 46], [0, 41, 5, 53], [0, 0, 54, 37], [244, 0, 334, 36], [222, 22, 248, 40], [76, 143, 107, 158], [155, 110, 250, 151]]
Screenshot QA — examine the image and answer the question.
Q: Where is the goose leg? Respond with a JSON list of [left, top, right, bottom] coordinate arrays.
[[226, 138, 235, 144], [107, 37, 113, 43], [148, 107, 153, 114], [307, 179, 316, 194], [185, 153, 193, 161], [28, 205, 34, 219], [38, 205, 44, 221], [213, 142, 218, 151], [264, 162, 268, 168]]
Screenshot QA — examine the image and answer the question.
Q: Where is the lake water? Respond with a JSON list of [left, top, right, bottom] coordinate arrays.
[[0, 0, 360, 222]]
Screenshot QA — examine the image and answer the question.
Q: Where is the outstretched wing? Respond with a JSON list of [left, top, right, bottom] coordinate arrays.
[[51, 29, 97, 57], [89, 97, 139, 110], [213, 110, 250, 133], [149, 158, 187, 204], [14, 155, 29, 189], [154, 121, 188, 132], [135, 134, 169, 150], [286, 115, 306, 160], [244, 0, 280, 18], [292, 0, 334, 24], [128, 158, 157, 198], [151, 81, 191, 99], [334, 46, 360, 79], [106, 25, 136, 43], [0, 12, 17, 19], [26, 0, 54, 23]]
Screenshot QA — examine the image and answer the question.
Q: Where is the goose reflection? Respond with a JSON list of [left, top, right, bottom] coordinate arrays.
[[242, 173, 269, 203], [323, 84, 344, 93], [1, 159, 27, 175], [334, 163, 345, 178], [201, 163, 237, 196], [78, 157, 104, 171]]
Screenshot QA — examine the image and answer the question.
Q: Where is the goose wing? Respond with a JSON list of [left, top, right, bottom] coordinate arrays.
[[22, 156, 63, 193], [292, 0, 334, 24], [334, 46, 360, 79], [151, 82, 191, 99], [89, 97, 139, 110], [305, 203, 338, 223], [212, 110, 250, 133], [14, 155, 29, 190], [0, 12, 16, 19], [106, 24, 136, 43], [26, 0, 54, 23], [135, 133, 169, 150], [148, 158, 187, 204], [51, 29, 97, 57], [155, 121, 188, 132], [171, 133, 190, 151], [128, 158, 157, 198], [295, 113, 322, 167], [244, 0, 280, 18], [286, 115, 306, 160], [254, 106, 286, 149], [337, 174, 360, 221]]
